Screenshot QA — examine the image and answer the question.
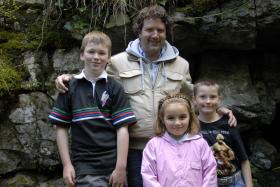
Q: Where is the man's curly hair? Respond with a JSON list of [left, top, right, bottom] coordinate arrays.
[[132, 5, 173, 38]]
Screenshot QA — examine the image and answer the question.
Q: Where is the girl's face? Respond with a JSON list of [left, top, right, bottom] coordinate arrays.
[[163, 102, 190, 140]]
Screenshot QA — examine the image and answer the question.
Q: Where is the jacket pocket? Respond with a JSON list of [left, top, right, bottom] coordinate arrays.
[[161, 71, 183, 92], [119, 70, 142, 94], [190, 161, 202, 170], [186, 161, 202, 182]]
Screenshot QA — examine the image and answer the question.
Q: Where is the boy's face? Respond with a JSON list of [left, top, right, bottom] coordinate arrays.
[[139, 17, 166, 56], [194, 85, 221, 115], [80, 42, 110, 77]]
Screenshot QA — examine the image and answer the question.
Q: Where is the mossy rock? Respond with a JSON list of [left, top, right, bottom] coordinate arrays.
[[176, 0, 230, 16], [0, 31, 39, 50], [0, 55, 22, 96], [1, 174, 36, 187]]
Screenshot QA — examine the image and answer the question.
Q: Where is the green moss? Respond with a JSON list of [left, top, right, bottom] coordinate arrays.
[[0, 0, 20, 22], [0, 53, 22, 96], [176, 6, 194, 15], [176, 0, 226, 16], [6, 174, 36, 187], [0, 31, 40, 50]]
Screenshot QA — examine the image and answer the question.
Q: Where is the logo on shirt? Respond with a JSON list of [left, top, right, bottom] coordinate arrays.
[[101, 91, 109, 107]]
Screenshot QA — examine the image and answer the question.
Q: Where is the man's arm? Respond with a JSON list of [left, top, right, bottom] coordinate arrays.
[[55, 74, 73, 93], [180, 58, 194, 97], [241, 160, 253, 187], [217, 107, 237, 126], [56, 126, 75, 187], [106, 60, 121, 82], [109, 126, 129, 187]]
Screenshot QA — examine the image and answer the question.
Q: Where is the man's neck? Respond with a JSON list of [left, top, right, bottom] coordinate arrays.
[[140, 46, 161, 61], [146, 51, 160, 61], [198, 112, 221, 123]]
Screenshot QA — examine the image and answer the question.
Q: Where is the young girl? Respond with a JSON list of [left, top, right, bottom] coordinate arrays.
[[141, 93, 217, 187]]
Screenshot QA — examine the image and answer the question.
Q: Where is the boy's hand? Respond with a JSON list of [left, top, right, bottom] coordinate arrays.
[[109, 167, 126, 187], [55, 74, 73, 93], [63, 164, 76, 187], [217, 107, 237, 127]]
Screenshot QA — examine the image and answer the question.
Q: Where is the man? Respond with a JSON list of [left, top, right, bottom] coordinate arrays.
[[56, 5, 236, 187]]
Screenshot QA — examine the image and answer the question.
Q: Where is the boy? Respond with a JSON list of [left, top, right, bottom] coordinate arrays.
[[193, 80, 253, 187], [49, 31, 137, 187]]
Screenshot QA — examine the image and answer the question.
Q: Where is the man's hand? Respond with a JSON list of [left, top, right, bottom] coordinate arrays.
[[63, 164, 76, 187], [55, 74, 73, 93], [217, 107, 237, 127], [109, 167, 126, 187]]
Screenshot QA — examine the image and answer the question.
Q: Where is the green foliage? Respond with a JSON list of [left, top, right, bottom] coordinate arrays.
[[47, 0, 161, 35], [157, 0, 168, 6], [0, 53, 22, 96], [0, 0, 20, 21], [176, 0, 229, 16], [0, 31, 40, 51]]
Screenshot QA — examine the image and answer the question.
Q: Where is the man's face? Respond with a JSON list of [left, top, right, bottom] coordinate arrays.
[[139, 18, 166, 58], [80, 42, 110, 77]]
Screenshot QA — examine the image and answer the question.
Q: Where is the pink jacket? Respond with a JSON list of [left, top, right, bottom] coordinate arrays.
[[141, 132, 217, 187]]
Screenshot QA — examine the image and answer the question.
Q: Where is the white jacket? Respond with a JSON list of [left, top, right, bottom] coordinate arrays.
[[106, 39, 193, 149]]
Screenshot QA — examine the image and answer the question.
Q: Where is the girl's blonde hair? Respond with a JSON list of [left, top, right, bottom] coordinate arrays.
[[154, 93, 200, 136], [80, 31, 112, 57]]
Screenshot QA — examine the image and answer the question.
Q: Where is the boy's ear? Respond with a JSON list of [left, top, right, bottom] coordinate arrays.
[[218, 95, 222, 104], [192, 96, 196, 104], [80, 52, 84, 61]]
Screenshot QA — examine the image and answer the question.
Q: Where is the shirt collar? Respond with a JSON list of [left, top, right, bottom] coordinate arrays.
[[74, 69, 108, 82]]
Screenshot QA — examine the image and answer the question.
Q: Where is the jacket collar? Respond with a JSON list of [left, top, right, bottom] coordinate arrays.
[[162, 132, 202, 145], [125, 38, 179, 63]]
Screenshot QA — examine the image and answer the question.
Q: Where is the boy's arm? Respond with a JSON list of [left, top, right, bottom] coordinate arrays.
[[241, 160, 253, 187], [217, 107, 237, 126], [56, 126, 75, 187], [55, 74, 73, 93], [109, 126, 129, 187]]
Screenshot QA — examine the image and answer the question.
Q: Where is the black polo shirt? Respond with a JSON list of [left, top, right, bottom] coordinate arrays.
[[49, 74, 136, 176]]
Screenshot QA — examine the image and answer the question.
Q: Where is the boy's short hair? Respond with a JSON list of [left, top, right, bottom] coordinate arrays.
[[132, 5, 173, 38], [80, 31, 112, 57], [194, 80, 221, 96]]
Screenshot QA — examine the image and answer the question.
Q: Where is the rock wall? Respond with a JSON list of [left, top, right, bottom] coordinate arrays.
[[0, 0, 280, 186]]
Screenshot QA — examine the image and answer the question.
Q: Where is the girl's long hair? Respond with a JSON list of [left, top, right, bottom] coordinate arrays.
[[154, 93, 200, 137]]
